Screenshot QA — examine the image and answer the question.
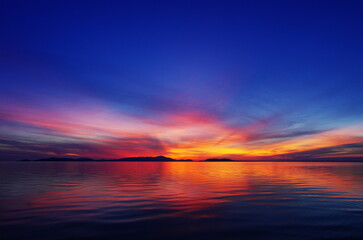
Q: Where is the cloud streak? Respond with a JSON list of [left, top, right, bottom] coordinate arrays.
[[1, 99, 363, 160]]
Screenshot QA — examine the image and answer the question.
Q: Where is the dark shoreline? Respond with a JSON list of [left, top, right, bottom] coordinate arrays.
[[16, 156, 363, 162]]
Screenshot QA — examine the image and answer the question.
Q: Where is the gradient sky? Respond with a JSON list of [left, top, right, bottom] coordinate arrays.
[[1, 0, 363, 160]]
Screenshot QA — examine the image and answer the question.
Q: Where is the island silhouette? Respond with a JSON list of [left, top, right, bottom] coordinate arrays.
[[21, 156, 192, 162], [19, 156, 363, 162]]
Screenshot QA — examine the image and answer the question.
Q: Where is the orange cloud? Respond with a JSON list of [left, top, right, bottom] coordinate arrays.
[[1, 102, 363, 160]]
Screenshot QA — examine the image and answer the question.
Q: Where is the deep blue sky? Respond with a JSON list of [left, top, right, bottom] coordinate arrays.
[[1, 0, 363, 160]]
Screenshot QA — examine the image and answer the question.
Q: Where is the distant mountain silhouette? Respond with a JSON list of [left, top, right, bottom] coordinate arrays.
[[19, 156, 363, 162], [204, 158, 234, 162], [204, 157, 363, 162], [22, 156, 193, 162], [116, 156, 180, 161], [22, 157, 95, 162]]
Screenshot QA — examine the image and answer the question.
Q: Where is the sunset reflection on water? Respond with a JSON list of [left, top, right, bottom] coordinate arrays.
[[1, 162, 363, 240]]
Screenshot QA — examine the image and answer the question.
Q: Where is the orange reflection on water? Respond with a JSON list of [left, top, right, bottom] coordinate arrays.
[[9, 161, 361, 221], [163, 162, 363, 197]]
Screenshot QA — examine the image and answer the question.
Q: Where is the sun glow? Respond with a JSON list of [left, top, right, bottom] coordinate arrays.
[[1, 102, 363, 160]]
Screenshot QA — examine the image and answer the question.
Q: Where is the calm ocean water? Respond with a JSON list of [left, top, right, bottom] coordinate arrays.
[[0, 162, 363, 240]]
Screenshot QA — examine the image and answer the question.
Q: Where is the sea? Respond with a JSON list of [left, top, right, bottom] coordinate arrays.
[[1, 161, 363, 240]]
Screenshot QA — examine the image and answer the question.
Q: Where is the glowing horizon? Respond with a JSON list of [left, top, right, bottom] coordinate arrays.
[[1, 99, 362, 160]]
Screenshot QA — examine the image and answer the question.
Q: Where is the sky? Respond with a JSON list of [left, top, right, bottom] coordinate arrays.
[[1, 0, 363, 160]]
